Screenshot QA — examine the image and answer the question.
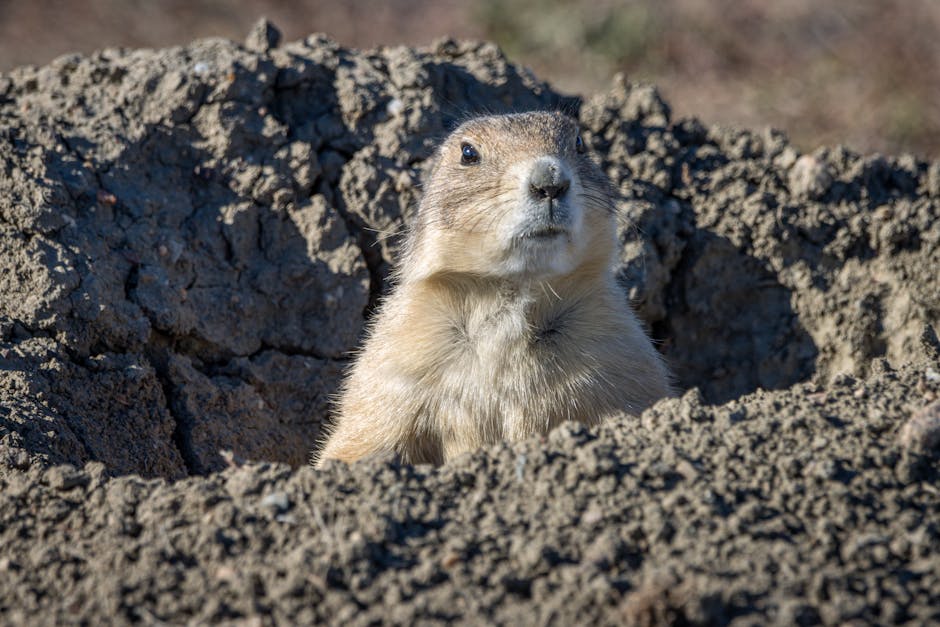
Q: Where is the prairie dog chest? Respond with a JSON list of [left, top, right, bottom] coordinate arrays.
[[440, 289, 576, 384], [424, 287, 612, 445]]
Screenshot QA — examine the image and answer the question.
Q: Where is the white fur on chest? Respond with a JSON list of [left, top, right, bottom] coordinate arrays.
[[424, 288, 604, 448]]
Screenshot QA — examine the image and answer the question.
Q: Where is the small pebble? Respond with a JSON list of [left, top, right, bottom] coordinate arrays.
[[96, 189, 117, 205], [46, 465, 89, 491], [386, 98, 404, 117], [261, 491, 291, 512], [899, 401, 940, 453], [788, 154, 832, 198], [514, 454, 527, 482]]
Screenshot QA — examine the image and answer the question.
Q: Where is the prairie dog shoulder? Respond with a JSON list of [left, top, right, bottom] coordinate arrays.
[[316, 111, 673, 467]]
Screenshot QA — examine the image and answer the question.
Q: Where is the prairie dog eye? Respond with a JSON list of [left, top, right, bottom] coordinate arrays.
[[460, 142, 480, 165], [575, 134, 585, 153]]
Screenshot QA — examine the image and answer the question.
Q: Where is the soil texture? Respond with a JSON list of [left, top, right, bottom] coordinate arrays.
[[1, 22, 938, 625]]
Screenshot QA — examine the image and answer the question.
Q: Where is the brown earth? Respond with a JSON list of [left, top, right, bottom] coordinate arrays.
[[1, 22, 939, 625]]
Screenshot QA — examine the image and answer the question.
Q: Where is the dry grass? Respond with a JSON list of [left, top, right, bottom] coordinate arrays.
[[1, 0, 937, 157]]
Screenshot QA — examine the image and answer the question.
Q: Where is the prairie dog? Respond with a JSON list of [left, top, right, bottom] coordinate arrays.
[[316, 112, 673, 466]]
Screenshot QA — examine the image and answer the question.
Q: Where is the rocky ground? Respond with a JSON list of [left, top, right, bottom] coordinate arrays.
[[0, 21, 938, 625]]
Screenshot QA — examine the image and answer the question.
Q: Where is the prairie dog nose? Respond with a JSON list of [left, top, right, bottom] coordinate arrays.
[[528, 157, 571, 200]]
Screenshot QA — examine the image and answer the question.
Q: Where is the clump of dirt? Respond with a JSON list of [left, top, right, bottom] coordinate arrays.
[[2, 361, 939, 624], [0, 28, 571, 476], [1, 20, 939, 625]]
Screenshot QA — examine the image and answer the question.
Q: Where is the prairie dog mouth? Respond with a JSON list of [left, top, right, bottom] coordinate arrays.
[[518, 225, 567, 240]]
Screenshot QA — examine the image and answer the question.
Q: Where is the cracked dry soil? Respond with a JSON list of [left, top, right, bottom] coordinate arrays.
[[1, 21, 939, 626]]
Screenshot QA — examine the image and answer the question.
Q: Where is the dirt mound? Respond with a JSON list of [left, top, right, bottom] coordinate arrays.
[[1, 21, 939, 625]]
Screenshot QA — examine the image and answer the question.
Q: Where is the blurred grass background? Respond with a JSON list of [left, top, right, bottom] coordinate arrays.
[[1, 0, 937, 157]]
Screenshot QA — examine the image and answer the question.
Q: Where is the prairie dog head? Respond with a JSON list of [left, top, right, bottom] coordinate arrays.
[[405, 112, 616, 283]]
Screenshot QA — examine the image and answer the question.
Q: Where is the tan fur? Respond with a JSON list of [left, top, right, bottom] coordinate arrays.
[[315, 112, 673, 467]]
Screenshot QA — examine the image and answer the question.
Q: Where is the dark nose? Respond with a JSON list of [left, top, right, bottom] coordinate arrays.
[[528, 160, 570, 201]]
